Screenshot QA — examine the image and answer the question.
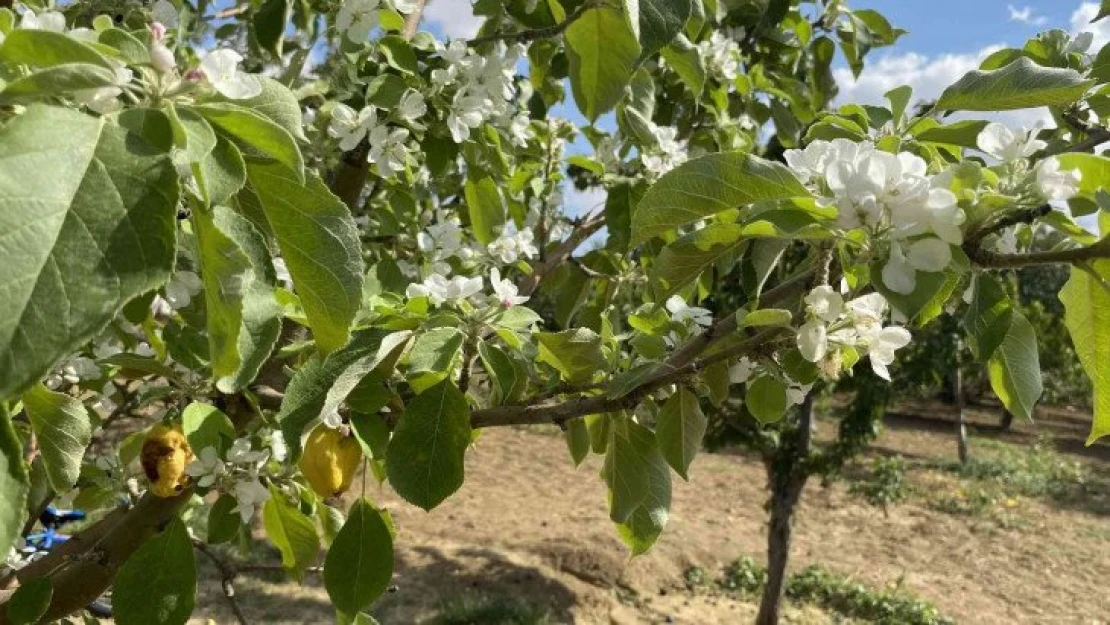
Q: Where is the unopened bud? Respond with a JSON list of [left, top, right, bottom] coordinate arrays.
[[151, 21, 167, 42], [150, 42, 176, 73]]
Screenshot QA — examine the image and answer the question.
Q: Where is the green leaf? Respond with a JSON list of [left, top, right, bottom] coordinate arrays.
[[935, 57, 1094, 111], [166, 104, 217, 165], [987, 311, 1042, 421], [885, 85, 912, 123], [196, 137, 247, 206], [565, 6, 641, 121], [254, 0, 292, 57], [1055, 153, 1110, 198], [207, 494, 242, 544], [113, 517, 196, 625], [746, 375, 787, 424], [407, 327, 464, 390], [626, 0, 691, 62], [378, 35, 419, 75], [99, 28, 150, 64], [603, 419, 671, 554], [0, 63, 119, 103], [1095, 0, 1110, 22], [741, 308, 793, 328], [194, 206, 281, 392], [565, 417, 591, 467], [194, 103, 304, 178], [5, 577, 52, 625], [655, 387, 706, 480], [0, 29, 113, 70], [463, 175, 505, 246], [963, 274, 1013, 360], [536, 328, 606, 384], [217, 77, 307, 141], [21, 383, 92, 492], [914, 120, 990, 148], [1092, 41, 1110, 83], [0, 411, 28, 559], [478, 341, 523, 405], [631, 152, 810, 246], [245, 161, 364, 353], [262, 485, 320, 581], [278, 328, 389, 460], [181, 402, 235, 456], [604, 181, 643, 252], [386, 380, 472, 511], [615, 438, 670, 556], [660, 35, 706, 95], [324, 498, 394, 614], [650, 222, 745, 300], [1059, 261, 1110, 444], [0, 105, 178, 400], [117, 108, 175, 153]]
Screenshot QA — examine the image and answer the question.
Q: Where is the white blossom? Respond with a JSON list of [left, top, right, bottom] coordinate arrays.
[[1035, 157, 1081, 201], [490, 268, 529, 308], [74, 65, 132, 114], [804, 285, 843, 323], [164, 271, 203, 309], [20, 10, 66, 32], [666, 295, 712, 327], [642, 125, 688, 177], [337, 0, 380, 42], [397, 89, 427, 122], [797, 320, 829, 363], [232, 479, 270, 523], [867, 327, 911, 381], [446, 93, 487, 143], [199, 49, 262, 99], [977, 123, 1046, 161], [185, 447, 226, 488], [367, 124, 409, 178], [227, 438, 270, 466], [406, 274, 484, 306], [729, 357, 756, 384], [328, 104, 377, 151], [487, 227, 538, 264]]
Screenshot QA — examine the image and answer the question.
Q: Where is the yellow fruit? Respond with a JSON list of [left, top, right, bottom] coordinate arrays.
[[141, 424, 195, 498], [299, 426, 362, 498]]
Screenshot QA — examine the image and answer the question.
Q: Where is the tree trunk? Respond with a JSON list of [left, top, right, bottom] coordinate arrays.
[[955, 366, 970, 464], [755, 394, 813, 625], [999, 410, 1014, 431]]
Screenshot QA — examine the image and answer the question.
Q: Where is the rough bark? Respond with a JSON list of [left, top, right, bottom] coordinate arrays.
[[755, 394, 814, 625]]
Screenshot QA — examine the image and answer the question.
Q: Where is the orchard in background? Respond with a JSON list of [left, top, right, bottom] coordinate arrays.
[[1, 0, 1109, 623]]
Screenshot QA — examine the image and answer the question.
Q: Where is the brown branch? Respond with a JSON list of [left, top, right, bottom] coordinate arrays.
[[402, 0, 427, 40], [966, 237, 1110, 269], [467, 0, 603, 46], [194, 541, 249, 625], [1061, 127, 1110, 154], [963, 203, 1052, 251], [0, 491, 192, 624], [470, 327, 788, 428], [517, 212, 606, 296]]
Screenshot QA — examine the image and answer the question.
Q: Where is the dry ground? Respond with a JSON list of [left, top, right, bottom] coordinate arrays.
[[190, 401, 1110, 624]]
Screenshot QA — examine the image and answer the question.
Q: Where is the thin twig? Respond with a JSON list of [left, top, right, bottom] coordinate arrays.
[[193, 541, 249, 625]]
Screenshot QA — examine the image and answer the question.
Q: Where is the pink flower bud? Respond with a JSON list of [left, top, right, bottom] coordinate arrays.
[[151, 22, 167, 42]]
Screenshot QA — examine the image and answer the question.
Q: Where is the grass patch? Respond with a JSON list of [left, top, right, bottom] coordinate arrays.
[[708, 557, 951, 624], [848, 455, 911, 509], [427, 595, 553, 625]]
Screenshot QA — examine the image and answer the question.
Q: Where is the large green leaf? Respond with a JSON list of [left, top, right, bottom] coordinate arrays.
[[216, 76, 307, 141], [463, 175, 505, 246], [407, 328, 464, 376], [746, 375, 788, 424], [603, 419, 671, 555], [536, 328, 606, 384], [278, 328, 389, 460], [323, 498, 394, 614], [660, 35, 706, 95], [0, 105, 178, 400], [0, 411, 28, 559], [962, 274, 1013, 360], [655, 387, 706, 480], [193, 206, 282, 393], [0, 63, 119, 103], [1059, 261, 1110, 444], [245, 161, 363, 353], [625, 0, 691, 62], [935, 57, 1094, 111], [194, 103, 304, 178], [0, 28, 114, 69], [254, 0, 292, 57], [565, 6, 641, 121], [386, 380, 471, 511], [631, 152, 809, 246], [987, 311, 1042, 421], [650, 222, 745, 300], [181, 402, 236, 457], [113, 517, 196, 625], [262, 485, 320, 581], [21, 383, 92, 492]]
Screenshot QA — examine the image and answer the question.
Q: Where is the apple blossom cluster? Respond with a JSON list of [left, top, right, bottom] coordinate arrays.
[[432, 40, 528, 144], [975, 123, 1081, 202], [697, 30, 744, 82], [796, 286, 910, 381], [328, 98, 422, 177], [785, 138, 966, 295], [184, 432, 288, 523]]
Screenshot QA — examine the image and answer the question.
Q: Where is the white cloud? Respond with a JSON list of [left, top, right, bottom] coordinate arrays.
[[423, 0, 484, 39], [833, 46, 1052, 129], [1071, 2, 1110, 49], [1008, 4, 1048, 26]]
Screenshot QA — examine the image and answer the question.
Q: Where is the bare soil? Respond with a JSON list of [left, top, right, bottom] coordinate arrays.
[[191, 401, 1110, 624]]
